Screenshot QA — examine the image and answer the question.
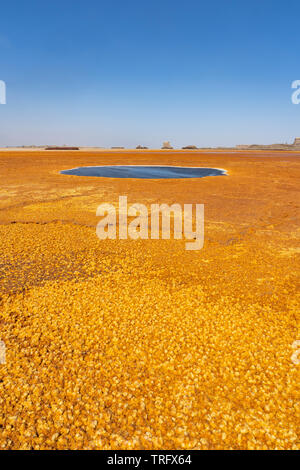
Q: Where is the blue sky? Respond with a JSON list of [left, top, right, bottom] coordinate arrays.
[[1, 0, 300, 147]]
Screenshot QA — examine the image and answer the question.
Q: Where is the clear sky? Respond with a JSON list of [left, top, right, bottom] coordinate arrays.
[[1, 0, 300, 148]]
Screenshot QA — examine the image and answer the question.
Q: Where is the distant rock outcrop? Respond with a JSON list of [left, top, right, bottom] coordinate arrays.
[[136, 145, 148, 149], [182, 145, 198, 149], [45, 146, 79, 150], [293, 137, 300, 149], [236, 137, 300, 151], [161, 141, 173, 149]]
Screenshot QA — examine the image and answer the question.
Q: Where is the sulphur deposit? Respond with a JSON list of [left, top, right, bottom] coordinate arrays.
[[0, 150, 299, 450]]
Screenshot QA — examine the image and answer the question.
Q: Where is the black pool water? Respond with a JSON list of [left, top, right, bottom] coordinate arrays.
[[60, 166, 227, 179]]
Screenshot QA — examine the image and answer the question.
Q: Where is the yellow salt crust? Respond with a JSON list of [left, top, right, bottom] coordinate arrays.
[[0, 150, 299, 449]]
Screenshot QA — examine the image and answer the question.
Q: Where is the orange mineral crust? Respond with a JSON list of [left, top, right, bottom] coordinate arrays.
[[0, 150, 299, 450]]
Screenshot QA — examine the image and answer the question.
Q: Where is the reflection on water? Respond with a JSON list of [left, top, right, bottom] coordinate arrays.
[[60, 166, 227, 179]]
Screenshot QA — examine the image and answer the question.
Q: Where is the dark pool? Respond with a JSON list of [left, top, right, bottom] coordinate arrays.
[[60, 166, 227, 179]]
